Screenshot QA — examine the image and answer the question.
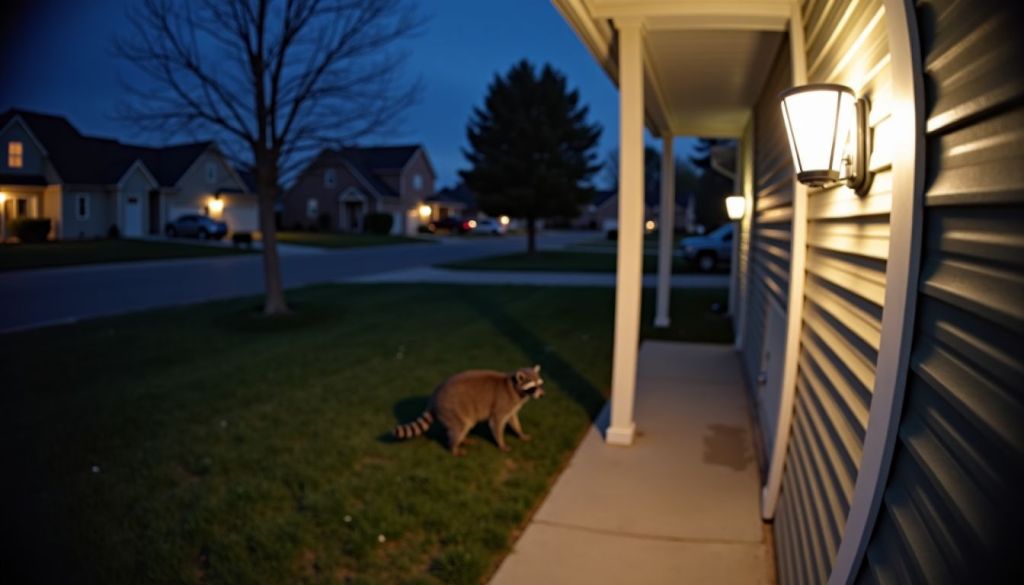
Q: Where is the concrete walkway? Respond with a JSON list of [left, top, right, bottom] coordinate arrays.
[[490, 342, 773, 585], [344, 267, 729, 288]]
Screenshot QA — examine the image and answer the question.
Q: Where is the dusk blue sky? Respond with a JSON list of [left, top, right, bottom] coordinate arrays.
[[0, 0, 697, 189]]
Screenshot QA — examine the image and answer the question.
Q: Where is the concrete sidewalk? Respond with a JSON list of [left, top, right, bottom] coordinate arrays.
[[343, 267, 729, 288], [490, 342, 772, 585]]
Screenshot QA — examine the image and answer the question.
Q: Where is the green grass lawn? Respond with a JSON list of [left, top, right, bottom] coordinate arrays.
[[276, 231, 432, 249], [440, 251, 695, 274], [1, 284, 730, 585], [0, 239, 251, 271]]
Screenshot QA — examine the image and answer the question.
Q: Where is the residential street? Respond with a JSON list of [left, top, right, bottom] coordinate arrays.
[[0, 232, 593, 333]]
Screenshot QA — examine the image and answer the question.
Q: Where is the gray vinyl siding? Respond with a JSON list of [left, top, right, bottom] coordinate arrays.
[[741, 37, 793, 383], [855, 0, 1024, 583], [62, 190, 113, 239], [774, 0, 893, 582]]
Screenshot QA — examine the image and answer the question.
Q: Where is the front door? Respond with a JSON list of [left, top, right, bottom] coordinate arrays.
[[124, 196, 144, 237], [343, 201, 363, 232]]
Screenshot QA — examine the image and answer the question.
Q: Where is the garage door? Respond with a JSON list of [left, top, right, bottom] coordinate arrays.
[[222, 203, 259, 233]]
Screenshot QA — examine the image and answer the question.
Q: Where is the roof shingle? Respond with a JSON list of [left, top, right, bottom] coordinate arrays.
[[1, 109, 213, 187]]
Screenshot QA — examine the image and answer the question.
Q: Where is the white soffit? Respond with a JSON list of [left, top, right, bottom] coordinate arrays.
[[553, 0, 791, 137], [648, 29, 784, 137]]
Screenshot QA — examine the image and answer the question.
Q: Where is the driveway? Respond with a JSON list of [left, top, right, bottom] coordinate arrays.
[[0, 231, 591, 333]]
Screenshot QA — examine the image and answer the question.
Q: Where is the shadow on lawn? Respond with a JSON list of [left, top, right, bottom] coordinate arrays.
[[461, 289, 606, 420]]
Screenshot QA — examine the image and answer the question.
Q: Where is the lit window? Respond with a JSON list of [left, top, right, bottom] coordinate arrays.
[[75, 194, 90, 220], [206, 162, 217, 184], [325, 169, 336, 187], [8, 141, 23, 168], [306, 198, 319, 219], [412, 174, 423, 191]]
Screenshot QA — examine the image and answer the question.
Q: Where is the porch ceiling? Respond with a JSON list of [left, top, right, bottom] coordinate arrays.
[[553, 0, 791, 137]]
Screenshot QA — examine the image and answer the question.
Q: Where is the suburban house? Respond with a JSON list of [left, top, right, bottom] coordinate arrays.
[[545, 0, 1022, 583], [573, 187, 697, 232], [283, 145, 435, 235], [0, 109, 258, 240], [424, 182, 478, 223]]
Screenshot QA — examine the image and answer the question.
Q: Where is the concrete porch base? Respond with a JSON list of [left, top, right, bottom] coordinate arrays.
[[489, 342, 772, 585]]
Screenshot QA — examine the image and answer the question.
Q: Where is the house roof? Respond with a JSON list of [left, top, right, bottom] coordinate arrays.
[[0, 109, 213, 188], [343, 145, 420, 172], [307, 145, 425, 199], [591, 189, 616, 208], [129, 142, 213, 187], [429, 183, 477, 208]]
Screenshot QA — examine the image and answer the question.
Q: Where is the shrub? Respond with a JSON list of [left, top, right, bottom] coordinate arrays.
[[107, 224, 121, 240], [12, 218, 52, 243], [232, 232, 253, 247], [363, 212, 394, 235], [417, 224, 432, 234]]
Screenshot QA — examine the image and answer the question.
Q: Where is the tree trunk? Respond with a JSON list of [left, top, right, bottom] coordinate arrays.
[[526, 215, 537, 255], [256, 158, 289, 315]]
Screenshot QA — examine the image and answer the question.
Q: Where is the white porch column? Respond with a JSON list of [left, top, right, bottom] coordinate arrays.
[[607, 18, 645, 446], [654, 134, 675, 328], [727, 138, 743, 318]]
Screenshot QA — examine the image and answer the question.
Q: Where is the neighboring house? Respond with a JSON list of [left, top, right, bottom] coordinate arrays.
[[283, 145, 435, 235], [574, 188, 694, 231], [556, 0, 1023, 584], [425, 182, 478, 222], [0, 109, 258, 240]]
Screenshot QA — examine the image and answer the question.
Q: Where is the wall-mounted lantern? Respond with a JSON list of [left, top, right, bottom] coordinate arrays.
[[779, 83, 872, 195], [208, 195, 225, 214], [725, 194, 746, 221], [418, 204, 432, 220]]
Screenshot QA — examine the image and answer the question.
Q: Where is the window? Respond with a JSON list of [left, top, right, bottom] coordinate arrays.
[[325, 169, 336, 187], [205, 162, 217, 184], [412, 173, 423, 191], [75, 194, 90, 220], [8, 141, 23, 168], [306, 198, 319, 219]]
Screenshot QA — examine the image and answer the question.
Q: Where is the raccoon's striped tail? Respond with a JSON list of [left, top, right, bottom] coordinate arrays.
[[394, 411, 434, 439]]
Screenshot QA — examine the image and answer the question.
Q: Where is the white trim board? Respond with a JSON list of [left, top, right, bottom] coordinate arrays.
[[760, 1, 809, 520]]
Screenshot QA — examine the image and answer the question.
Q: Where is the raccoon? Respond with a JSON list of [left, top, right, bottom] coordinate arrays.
[[393, 365, 545, 456]]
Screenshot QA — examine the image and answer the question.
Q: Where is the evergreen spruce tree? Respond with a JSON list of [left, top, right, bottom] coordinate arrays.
[[461, 60, 602, 253]]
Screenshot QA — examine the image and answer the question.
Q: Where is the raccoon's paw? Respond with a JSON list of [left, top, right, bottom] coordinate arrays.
[[451, 447, 467, 457], [499, 445, 512, 452], [518, 434, 532, 442]]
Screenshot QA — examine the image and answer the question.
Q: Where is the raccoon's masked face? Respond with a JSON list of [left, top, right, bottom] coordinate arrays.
[[515, 365, 545, 399]]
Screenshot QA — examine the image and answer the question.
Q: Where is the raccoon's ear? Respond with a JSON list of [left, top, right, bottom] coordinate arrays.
[[533, 364, 541, 374]]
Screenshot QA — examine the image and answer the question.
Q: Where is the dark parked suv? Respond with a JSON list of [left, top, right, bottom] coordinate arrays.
[[165, 214, 228, 240], [428, 216, 472, 234]]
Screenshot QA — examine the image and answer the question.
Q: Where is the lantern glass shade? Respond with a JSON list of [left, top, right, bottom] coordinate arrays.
[[725, 195, 746, 221], [779, 84, 857, 187]]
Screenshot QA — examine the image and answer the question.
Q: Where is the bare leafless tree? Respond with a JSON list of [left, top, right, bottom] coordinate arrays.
[[116, 0, 422, 314]]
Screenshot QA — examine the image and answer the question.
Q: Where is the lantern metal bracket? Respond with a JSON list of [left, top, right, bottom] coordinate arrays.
[[844, 98, 873, 196]]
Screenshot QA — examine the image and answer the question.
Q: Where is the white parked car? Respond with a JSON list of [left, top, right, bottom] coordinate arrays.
[[602, 219, 618, 239], [679, 223, 734, 272], [469, 218, 507, 235]]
